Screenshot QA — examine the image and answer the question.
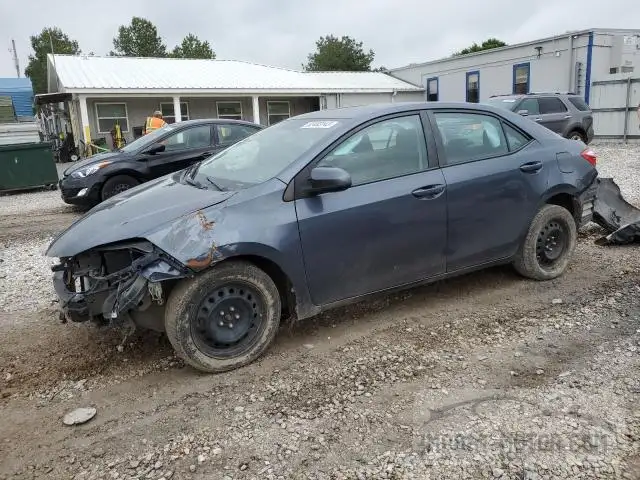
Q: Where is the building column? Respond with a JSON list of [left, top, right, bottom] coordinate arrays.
[[173, 95, 182, 122], [252, 95, 260, 124], [78, 94, 91, 145]]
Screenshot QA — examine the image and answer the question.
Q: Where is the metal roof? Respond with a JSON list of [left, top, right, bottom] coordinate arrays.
[[0, 78, 34, 117], [48, 55, 422, 94]]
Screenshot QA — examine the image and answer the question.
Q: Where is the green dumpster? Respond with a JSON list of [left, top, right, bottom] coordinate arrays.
[[0, 142, 59, 192]]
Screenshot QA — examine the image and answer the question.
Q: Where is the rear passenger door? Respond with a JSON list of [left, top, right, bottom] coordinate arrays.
[[429, 109, 549, 271], [536, 97, 571, 135]]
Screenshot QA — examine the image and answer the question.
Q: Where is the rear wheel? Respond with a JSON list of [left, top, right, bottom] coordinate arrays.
[[513, 205, 577, 280], [164, 261, 281, 373], [101, 175, 138, 201], [567, 130, 586, 142]]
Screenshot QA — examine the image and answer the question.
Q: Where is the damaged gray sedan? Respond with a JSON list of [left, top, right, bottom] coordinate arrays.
[[47, 102, 599, 373]]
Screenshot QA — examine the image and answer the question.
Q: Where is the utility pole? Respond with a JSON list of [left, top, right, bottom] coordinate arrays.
[[10, 39, 20, 77]]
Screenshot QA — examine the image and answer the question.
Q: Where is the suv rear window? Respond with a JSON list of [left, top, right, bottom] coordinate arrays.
[[568, 96, 591, 111]]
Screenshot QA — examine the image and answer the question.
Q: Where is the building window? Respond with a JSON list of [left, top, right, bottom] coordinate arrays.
[[217, 101, 243, 120], [160, 102, 190, 123], [513, 63, 530, 94], [95, 103, 128, 133], [466, 71, 480, 103], [426, 77, 438, 102], [267, 101, 291, 125]]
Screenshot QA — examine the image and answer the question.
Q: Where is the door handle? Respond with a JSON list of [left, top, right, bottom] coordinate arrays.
[[534, 118, 543, 122], [519, 161, 543, 173], [412, 184, 446, 199], [563, 115, 572, 119]]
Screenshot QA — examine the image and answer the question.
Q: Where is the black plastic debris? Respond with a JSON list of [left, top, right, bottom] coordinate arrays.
[[592, 177, 640, 245]]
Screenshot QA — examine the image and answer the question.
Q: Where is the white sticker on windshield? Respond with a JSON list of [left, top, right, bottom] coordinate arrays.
[[502, 99, 517, 103], [301, 121, 338, 129]]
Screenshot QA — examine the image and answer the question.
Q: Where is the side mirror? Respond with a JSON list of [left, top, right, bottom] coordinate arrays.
[[308, 166, 351, 194], [145, 143, 165, 155], [517, 109, 529, 116]]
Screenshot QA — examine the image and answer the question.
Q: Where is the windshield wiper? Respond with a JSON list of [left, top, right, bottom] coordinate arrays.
[[205, 176, 224, 191]]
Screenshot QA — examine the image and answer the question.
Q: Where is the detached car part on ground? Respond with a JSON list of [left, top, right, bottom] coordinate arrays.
[[592, 177, 640, 245], [47, 102, 599, 373]]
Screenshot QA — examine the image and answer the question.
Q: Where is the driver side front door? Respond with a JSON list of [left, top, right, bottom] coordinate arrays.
[[294, 113, 448, 306]]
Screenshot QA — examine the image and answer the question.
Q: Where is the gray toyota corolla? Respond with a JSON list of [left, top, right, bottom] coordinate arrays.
[[47, 102, 598, 373]]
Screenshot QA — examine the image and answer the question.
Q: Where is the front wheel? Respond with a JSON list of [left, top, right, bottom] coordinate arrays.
[[513, 204, 577, 281], [101, 175, 139, 201], [164, 261, 281, 373]]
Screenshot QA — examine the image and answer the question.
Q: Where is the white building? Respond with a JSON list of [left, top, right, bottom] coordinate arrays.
[[390, 28, 640, 107], [43, 55, 424, 151]]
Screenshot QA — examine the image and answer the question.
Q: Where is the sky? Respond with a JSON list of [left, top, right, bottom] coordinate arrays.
[[1, 0, 639, 78]]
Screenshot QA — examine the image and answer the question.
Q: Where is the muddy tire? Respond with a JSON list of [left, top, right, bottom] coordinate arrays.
[[164, 261, 281, 373], [101, 175, 138, 201], [513, 204, 577, 281]]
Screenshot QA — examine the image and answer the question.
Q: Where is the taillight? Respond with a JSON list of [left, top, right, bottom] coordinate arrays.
[[581, 148, 597, 166]]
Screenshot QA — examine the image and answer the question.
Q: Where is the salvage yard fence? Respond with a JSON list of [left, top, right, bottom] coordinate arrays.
[[590, 74, 640, 142]]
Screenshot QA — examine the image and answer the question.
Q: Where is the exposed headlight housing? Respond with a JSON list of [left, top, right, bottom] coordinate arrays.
[[71, 161, 111, 178]]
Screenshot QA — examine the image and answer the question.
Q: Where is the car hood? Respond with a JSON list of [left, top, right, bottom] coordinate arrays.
[[63, 151, 128, 176], [47, 174, 235, 257]]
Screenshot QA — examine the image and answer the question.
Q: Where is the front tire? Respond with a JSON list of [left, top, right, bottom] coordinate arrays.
[[101, 175, 138, 201], [513, 205, 577, 280], [165, 261, 281, 373]]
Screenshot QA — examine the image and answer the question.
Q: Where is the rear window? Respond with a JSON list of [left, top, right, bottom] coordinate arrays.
[[568, 96, 591, 111]]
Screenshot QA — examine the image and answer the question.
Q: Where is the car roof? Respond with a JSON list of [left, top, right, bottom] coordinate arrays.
[[294, 102, 512, 121], [172, 118, 264, 128], [490, 92, 580, 98]]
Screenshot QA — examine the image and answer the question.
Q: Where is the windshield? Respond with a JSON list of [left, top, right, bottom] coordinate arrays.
[[485, 97, 520, 111], [193, 118, 342, 190], [119, 124, 176, 153]]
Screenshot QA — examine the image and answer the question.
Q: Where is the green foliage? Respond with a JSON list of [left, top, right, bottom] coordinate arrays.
[[170, 34, 216, 59], [454, 38, 507, 56], [111, 17, 167, 57], [25, 27, 81, 94], [304, 35, 375, 71]]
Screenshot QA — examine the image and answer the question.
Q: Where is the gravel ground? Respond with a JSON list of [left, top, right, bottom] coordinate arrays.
[[0, 145, 639, 480]]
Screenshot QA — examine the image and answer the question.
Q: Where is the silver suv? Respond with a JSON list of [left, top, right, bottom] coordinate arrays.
[[486, 92, 594, 144]]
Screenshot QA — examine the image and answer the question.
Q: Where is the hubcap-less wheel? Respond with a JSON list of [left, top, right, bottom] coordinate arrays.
[[536, 221, 567, 268], [192, 283, 266, 358], [569, 133, 583, 141]]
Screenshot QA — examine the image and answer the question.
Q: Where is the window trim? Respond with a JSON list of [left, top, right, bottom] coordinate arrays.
[[426, 77, 439, 102], [427, 109, 533, 167], [291, 111, 435, 200], [512, 62, 530, 95], [466, 71, 480, 103], [159, 102, 190, 122], [267, 101, 291, 125], [95, 102, 129, 133], [216, 101, 243, 120]]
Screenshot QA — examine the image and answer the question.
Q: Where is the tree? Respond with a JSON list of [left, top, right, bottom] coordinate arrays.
[[304, 35, 375, 71], [454, 38, 507, 56], [171, 34, 216, 59], [111, 17, 166, 57], [25, 27, 81, 94]]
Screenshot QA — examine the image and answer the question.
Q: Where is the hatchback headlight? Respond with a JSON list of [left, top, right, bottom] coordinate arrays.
[[71, 161, 111, 178]]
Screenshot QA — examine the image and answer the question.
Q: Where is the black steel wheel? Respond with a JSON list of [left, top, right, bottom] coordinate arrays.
[[192, 282, 267, 358], [513, 204, 577, 280], [567, 130, 586, 143], [101, 175, 139, 201], [165, 261, 281, 373]]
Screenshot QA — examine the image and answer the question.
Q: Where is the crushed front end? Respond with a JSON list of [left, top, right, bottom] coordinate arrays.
[[51, 240, 189, 329]]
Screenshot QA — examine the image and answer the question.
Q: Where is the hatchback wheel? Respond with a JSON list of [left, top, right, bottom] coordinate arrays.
[[164, 261, 281, 373], [567, 130, 586, 143], [101, 175, 139, 201], [513, 205, 577, 280]]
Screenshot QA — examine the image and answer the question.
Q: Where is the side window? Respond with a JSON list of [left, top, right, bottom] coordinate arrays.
[[162, 125, 212, 151], [502, 123, 532, 151], [538, 97, 568, 114], [518, 98, 540, 115], [216, 124, 259, 146], [434, 112, 508, 165], [318, 115, 428, 186]]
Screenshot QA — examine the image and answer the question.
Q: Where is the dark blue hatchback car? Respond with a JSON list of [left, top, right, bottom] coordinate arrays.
[[47, 102, 599, 372]]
